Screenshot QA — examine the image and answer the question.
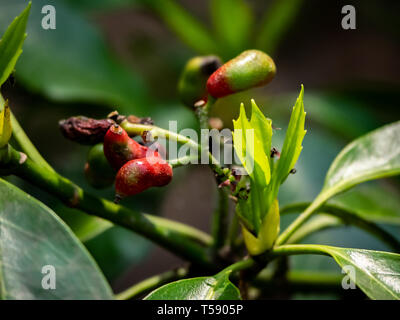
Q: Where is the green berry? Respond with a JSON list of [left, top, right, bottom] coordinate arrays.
[[84, 143, 115, 189], [178, 55, 222, 108]]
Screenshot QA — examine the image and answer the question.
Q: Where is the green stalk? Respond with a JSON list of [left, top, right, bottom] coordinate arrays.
[[116, 268, 187, 300], [280, 202, 400, 251], [1, 144, 214, 267], [252, 270, 343, 294], [221, 258, 255, 274], [211, 188, 230, 251], [0, 94, 54, 172], [228, 213, 241, 249], [271, 244, 331, 257], [194, 97, 232, 254], [121, 120, 226, 177], [194, 96, 215, 130], [276, 193, 327, 245], [167, 154, 199, 168], [286, 214, 341, 244]]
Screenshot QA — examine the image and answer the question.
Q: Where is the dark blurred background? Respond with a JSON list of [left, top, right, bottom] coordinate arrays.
[[0, 0, 399, 299]]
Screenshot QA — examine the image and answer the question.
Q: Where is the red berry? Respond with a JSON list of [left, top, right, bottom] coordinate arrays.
[[115, 156, 173, 200], [206, 50, 276, 98], [103, 124, 149, 170]]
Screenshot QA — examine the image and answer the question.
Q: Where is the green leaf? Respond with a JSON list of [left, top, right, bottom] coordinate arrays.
[[279, 244, 400, 299], [0, 0, 149, 113], [319, 121, 400, 203], [249, 99, 273, 169], [268, 85, 306, 209], [233, 100, 272, 232], [319, 245, 400, 300], [144, 270, 240, 300], [0, 100, 12, 148], [329, 183, 400, 225], [233, 102, 271, 186], [147, 0, 218, 55], [256, 0, 303, 54], [0, 2, 30, 87], [210, 0, 253, 58], [242, 199, 280, 255], [0, 178, 113, 299]]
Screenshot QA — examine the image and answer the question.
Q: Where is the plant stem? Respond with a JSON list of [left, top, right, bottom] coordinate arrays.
[[286, 214, 341, 244], [275, 193, 327, 245], [280, 202, 400, 252], [167, 154, 199, 168], [121, 120, 227, 179], [0, 94, 54, 173], [116, 268, 187, 300], [195, 96, 215, 130], [217, 244, 336, 280], [2, 144, 214, 268], [221, 258, 255, 274], [211, 188, 230, 251], [228, 213, 242, 250], [252, 270, 344, 294], [122, 121, 199, 150], [271, 244, 331, 257], [194, 97, 234, 255]]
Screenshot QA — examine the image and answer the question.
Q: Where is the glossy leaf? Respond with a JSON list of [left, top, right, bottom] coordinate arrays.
[[329, 183, 400, 225], [210, 0, 253, 58], [320, 121, 400, 202], [0, 100, 12, 148], [0, 0, 149, 113], [144, 270, 240, 300], [0, 179, 113, 299], [0, 2, 30, 87], [319, 245, 400, 300], [148, 0, 217, 55]]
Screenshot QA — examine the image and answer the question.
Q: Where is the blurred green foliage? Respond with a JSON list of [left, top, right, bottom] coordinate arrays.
[[0, 0, 150, 114]]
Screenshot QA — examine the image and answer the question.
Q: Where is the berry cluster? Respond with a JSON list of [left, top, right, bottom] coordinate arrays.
[[64, 49, 276, 204], [86, 124, 172, 202]]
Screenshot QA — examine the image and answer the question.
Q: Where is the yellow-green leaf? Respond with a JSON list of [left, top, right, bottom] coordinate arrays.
[[272, 85, 306, 190], [242, 199, 280, 255], [0, 100, 12, 147], [233, 101, 272, 233]]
